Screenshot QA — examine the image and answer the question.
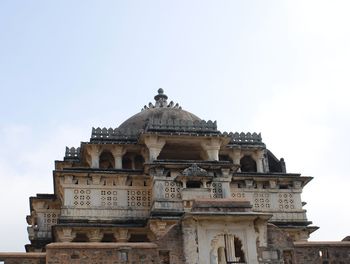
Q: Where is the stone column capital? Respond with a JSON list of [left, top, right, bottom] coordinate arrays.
[[200, 138, 224, 161], [87, 229, 103, 242], [87, 144, 103, 155], [149, 220, 177, 240], [56, 228, 75, 242], [144, 136, 166, 161], [110, 146, 126, 157], [114, 229, 130, 242]]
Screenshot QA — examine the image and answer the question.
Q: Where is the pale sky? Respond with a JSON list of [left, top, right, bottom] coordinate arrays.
[[0, 0, 349, 251]]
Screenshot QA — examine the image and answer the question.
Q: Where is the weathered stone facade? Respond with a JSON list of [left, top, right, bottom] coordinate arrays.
[[0, 89, 349, 264], [294, 242, 350, 264]]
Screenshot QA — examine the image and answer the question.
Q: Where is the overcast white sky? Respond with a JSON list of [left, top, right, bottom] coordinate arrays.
[[0, 0, 349, 251]]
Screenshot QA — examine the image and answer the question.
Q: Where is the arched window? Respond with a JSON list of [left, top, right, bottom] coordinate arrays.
[[99, 151, 115, 169], [240, 155, 257, 172]]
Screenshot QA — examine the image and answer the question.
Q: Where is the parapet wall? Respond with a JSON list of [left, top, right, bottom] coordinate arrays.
[[46, 242, 159, 264], [0, 253, 46, 264], [294, 241, 350, 264]]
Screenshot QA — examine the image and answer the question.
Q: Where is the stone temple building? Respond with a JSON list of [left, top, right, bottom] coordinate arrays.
[[0, 89, 349, 264]]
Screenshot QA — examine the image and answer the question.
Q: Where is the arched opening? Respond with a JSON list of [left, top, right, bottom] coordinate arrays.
[[211, 235, 246, 264], [219, 155, 232, 162], [128, 234, 150, 242], [122, 157, 132, 169], [240, 155, 257, 172], [187, 181, 201, 188], [99, 151, 115, 169], [158, 143, 202, 160], [72, 233, 89, 242], [122, 152, 144, 170], [134, 155, 144, 170], [101, 233, 117, 242], [233, 236, 246, 263]]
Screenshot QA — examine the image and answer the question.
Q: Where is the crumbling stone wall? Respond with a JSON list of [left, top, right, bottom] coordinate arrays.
[[1, 259, 45, 264], [257, 224, 296, 264], [45, 243, 160, 264], [0, 253, 46, 264], [294, 242, 350, 264], [155, 224, 185, 264]]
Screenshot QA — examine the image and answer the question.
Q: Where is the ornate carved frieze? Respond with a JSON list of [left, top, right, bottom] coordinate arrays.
[[182, 164, 208, 177]]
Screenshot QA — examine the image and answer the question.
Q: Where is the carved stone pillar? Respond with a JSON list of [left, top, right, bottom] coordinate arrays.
[[87, 145, 102, 168], [254, 150, 264, 173], [144, 136, 166, 161], [201, 139, 222, 161], [229, 149, 241, 172], [87, 229, 103, 242], [220, 181, 231, 198], [153, 180, 164, 199], [254, 219, 267, 247], [219, 169, 232, 198], [111, 146, 126, 169], [224, 234, 237, 261], [182, 221, 199, 264], [141, 147, 150, 163]]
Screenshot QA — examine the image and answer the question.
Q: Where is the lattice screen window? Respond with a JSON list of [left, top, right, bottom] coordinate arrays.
[[164, 181, 181, 199], [253, 192, 270, 210], [127, 190, 151, 208], [101, 190, 118, 207], [278, 193, 295, 210], [212, 182, 223, 198], [43, 212, 58, 230], [73, 189, 91, 207], [231, 191, 246, 201]]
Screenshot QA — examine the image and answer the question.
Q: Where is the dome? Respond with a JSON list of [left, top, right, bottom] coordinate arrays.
[[118, 89, 202, 131]]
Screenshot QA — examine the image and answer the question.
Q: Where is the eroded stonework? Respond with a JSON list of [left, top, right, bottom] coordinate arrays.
[[0, 89, 349, 264]]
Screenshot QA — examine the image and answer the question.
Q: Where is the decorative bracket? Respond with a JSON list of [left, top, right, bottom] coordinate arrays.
[[148, 219, 178, 240]]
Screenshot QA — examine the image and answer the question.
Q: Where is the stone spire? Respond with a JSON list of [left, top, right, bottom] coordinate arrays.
[[154, 88, 168, 107], [141, 88, 182, 111]]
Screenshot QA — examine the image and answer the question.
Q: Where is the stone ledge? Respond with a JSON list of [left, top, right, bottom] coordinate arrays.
[[294, 241, 350, 247], [46, 242, 158, 249], [0, 252, 46, 260], [192, 199, 251, 208]]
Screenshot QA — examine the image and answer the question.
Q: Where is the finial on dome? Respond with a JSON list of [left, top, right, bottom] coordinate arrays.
[[154, 88, 168, 107]]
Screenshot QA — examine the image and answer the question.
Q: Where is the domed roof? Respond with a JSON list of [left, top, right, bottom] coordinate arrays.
[[118, 89, 202, 131]]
